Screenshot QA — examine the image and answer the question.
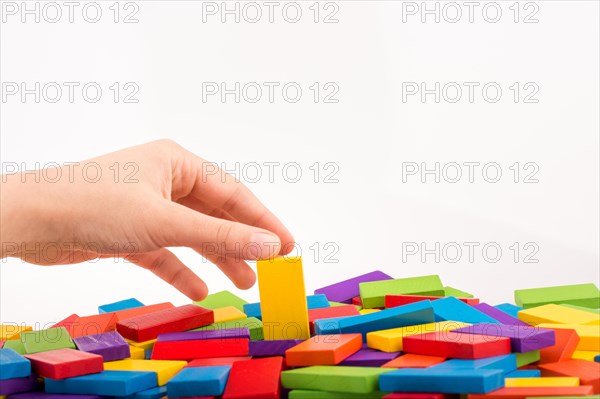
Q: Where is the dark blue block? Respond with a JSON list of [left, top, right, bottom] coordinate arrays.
[[432, 297, 499, 324], [98, 298, 144, 314], [0, 348, 31, 380], [379, 368, 504, 394], [167, 366, 230, 397], [0, 374, 38, 395], [494, 303, 523, 318], [45, 370, 157, 396], [432, 354, 516, 373]]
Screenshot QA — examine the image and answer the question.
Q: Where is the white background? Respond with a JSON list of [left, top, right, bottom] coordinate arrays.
[[1, 0, 598, 325]]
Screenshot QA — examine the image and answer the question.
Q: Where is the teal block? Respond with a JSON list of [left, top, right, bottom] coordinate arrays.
[[432, 354, 516, 374], [505, 369, 541, 378], [494, 303, 523, 318], [378, 368, 504, 394], [123, 386, 167, 399], [167, 366, 230, 397], [0, 348, 31, 380], [99, 298, 144, 314], [45, 370, 157, 396], [432, 297, 499, 324]]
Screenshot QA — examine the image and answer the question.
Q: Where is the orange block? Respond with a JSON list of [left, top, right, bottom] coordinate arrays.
[[539, 359, 600, 393], [382, 353, 446, 368], [539, 328, 579, 364], [285, 334, 362, 366], [114, 302, 175, 322], [66, 313, 117, 338], [467, 385, 594, 398]]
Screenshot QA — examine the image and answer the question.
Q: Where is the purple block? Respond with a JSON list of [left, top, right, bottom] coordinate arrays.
[[454, 323, 555, 352], [73, 331, 130, 362], [339, 346, 401, 367], [9, 393, 109, 399], [474, 303, 529, 326], [157, 328, 250, 342], [0, 374, 38, 395], [314, 271, 393, 303], [249, 340, 304, 357]]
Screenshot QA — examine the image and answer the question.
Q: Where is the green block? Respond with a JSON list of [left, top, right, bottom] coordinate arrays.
[[193, 317, 263, 340], [289, 390, 385, 399], [359, 275, 444, 308], [515, 350, 540, 367], [514, 283, 600, 309], [328, 302, 361, 311], [281, 366, 392, 394], [21, 327, 75, 354], [193, 290, 248, 312], [562, 304, 600, 315], [3, 338, 26, 354], [444, 286, 474, 298]]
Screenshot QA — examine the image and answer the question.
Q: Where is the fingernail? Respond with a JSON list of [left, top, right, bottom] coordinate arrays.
[[248, 232, 281, 260]]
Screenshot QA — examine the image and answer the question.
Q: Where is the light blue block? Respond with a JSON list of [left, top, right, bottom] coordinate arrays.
[[0, 348, 31, 380], [494, 303, 523, 318], [378, 368, 504, 394], [315, 301, 435, 339], [167, 366, 230, 397], [244, 294, 331, 320], [431, 297, 499, 324], [432, 354, 516, 374], [45, 370, 157, 396], [123, 385, 167, 399], [505, 369, 541, 378], [98, 298, 144, 314]]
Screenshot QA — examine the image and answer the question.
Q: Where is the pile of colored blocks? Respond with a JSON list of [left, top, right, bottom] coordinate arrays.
[[1, 256, 599, 398]]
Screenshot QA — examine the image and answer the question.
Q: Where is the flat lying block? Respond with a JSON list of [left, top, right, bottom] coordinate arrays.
[[290, 390, 386, 399], [379, 368, 504, 394], [0, 348, 31, 380], [213, 306, 246, 323], [516, 350, 540, 367], [249, 339, 304, 357], [359, 275, 444, 309], [539, 359, 600, 393], [539, 328, 579, 363], [21, 327, 75, 354], [126, 338, 157, 351], [308, 305, 360, 333], [222, 356, 283, 399], [473, 303, 529, 326], [494, 303, 523, 318], [505, 377, 580, 387], [121, 386, 167, 399], [103, 359, 186, 386], [537, 323, 599, 351], [99, 298, 144, 314], [167, 366, 230, 397], [339, 346, 400, 367], [384, 394, 455, 399], [73, 330, 130, 361], [367, 321, 469, 352], [403, 331, 511, 359], [432, 354, 516, 374], [51, 313, 80, 330], [572, 350, 600, 361], [453, 323, 555, 352], [518, 304, 600, 326], [286, 334, 362, 366], [382, 353, 446, 368], [152, 337, 249, 360], [505, 369, 541, 378], [193, 317, 263, 340], [0, 374, 39, 395], [432, 297, 499, 324], [281, 365, 391, 394], [157, 328, 250, 342], [24, 348, 103, 379], [514, 283, 600, 309], [114, 303, 175, 323], [45, 370, 157, 396], [0, 325, 32, 340], [4, 338, 26, 354], [466, 385, 595, 398], [386, 295, 479, 308], [187, 356, 252, 367], [444, 286, 475, 298], [7, 393, 107, 399], [193, 290, 248, 312], [315, 271, 393, 303], [117, 305, 214, 342], [65, 313, 117, 338]]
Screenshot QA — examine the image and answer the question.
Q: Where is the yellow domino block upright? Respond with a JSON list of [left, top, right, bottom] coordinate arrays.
[[0, 324, 32, 340], [505, 377, 580, 387], [213, 306, 247, 323], [518, 304, 600, 326], [538, 323, 600, 351], [103, 359, 186, 385], [367, 321, 469, 352], [257, 256, 310, 340]]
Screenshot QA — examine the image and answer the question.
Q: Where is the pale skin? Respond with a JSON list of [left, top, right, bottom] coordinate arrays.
[[0, 140, 295, 300]]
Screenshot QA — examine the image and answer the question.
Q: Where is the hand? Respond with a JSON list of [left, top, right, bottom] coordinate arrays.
[[0, 140, 295, 300]]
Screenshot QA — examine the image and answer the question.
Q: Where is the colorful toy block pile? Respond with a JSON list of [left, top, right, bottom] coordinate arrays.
[[1, 256, 599, 398]]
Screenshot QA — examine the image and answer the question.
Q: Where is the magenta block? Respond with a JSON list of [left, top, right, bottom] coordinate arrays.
[[339, 346, 401, 367], [249, 340, 304, 357], [157, 328, 250, 342], [0, 374, 39, 395], [454, 323, 555, 352], [474, 303, 529, 327], [314, 271, 393, 303], [73, 331, 130, 362]]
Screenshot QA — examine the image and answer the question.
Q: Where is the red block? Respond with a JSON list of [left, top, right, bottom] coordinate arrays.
[[65, 313, 117, 338], [385, 295, 479, 308], [384, 394, 457, 399], [402, 332, 511, 359], [222, 357, 283, 399], [187, 356, 252, 367], [308, 305, 360, 333], [466, 385, 594, 398], [24, 348, 104, 380], [539, 359, 600, 393], [152, 338, 249, 360], [51, 313, 80, 329], [114, 302, 175, 322], [116, 305, 214, 342], [352, 296, 363, 307], [539, 328, 579, 364], [0, 340, 5, 348]]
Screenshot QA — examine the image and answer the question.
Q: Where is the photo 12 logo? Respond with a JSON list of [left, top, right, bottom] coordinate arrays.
[[201, 82, 340, 104], [401, 162, 540, 183], [400, 1, 539, 24], [200, 1, 339, 24], [1, 82, 140, 104], [1, 1, 140, 23], [401, 82, 540, 104]]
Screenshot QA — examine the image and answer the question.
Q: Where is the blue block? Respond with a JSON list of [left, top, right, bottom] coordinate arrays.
[[45, 370, 157, 396], [432, 354, 516, 374], [314, 301, 435, 339], [167, 366, 230, 398], [243, 294, 330, 320], [144, 349, 152, 360], [505, 369, 541, 378], [379, 368, 504, 394], [595, 354, 600, 363], [432, 297, 499, 324], [0, 348, 31, 380], [98, 298, 144, 314], [494, 303, 523, 318], [123, 385, 167, 399]]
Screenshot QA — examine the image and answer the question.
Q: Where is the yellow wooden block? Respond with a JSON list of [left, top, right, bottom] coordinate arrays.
[[572, 350, 600, 361], [257, 256, 310, 340], [366, 321, 470, 352], [125, 338, 157, 350], [103, 359, 186, 385], [538, 323, 600, 351], [128, 345, 145, 359], [359, 309, 380, 315], [505, 377, 580, 387], [213, 306, 247, 323], [0, 324, 32, 340], [518, 304, 600, 326]]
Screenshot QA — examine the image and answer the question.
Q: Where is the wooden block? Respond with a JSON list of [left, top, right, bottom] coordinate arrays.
[[73, 330, 130, 362], [187, 356, 252, 367], [194, 317, 264, 340], [514, 283, 600, 309], [5, 393, 109, 399], [537, 323, 599, 351], [339, 346, 400, 367], [50, 313, 80, 329], [158, 328, 250, 342], [452, 323, 555, 352], [152, 337, 249, 360], [384, 394, 457, 399], [519, 304, 600, 326], [367, 321, 469, 352], [193, 290, 248, 312], [359, 309, 380, 315], [114, 302, 175, 322], [281, 365, 391, 394], [562, 304, 600, 314], [290, 390, 386, 399], [0, 374, 39, 396], [353, 296, 363, 307], [314, 271, 393, 303], [539, 359, 600, 393], [386, 295, 479, 308], [21, 327, 76, 354], [213, 306, 247, 323], [167, 366, 230, 397], [0, 348, 31, 380], [257, 256, 310, 340], [444, 286, 475, 298], [24, 348, 103, 379], [494, 303, 523, 318], [537, 327, 579, 363], [119, 386, 167, 399], [222, 357, 283, 399], [466, 385, 595, 398], [379, 368, 504, 394], [308, 305, 360, 333], [505, 369, 541, 378], [515, 350, 540, 367], [359, 275, 444, 309], [403, 331, 511, 359], [249, 339, 304, 357], [103, 358, 186, 385], [0, 325, 32, 340], [117, 305, 214, 342], [473, 304, 529, 326], [99, 298, 144, 314], [505, 377, 580, 387], [45, 370, 157, 396], [244, 294, 331, 320], [65, 313, 117, 338], [129, 345, 145, 359], [285, 334, 362, 366], [432, 354, 517, 374], [2, 339, 26, 355], [381, 353, 446, 368], [126, 338, 157, 351], [572, 350, 600, 361], [432, 297, 499, 324]]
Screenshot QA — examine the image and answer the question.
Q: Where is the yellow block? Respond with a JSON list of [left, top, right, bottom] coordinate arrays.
[[103, 359, 186, 385], [0, 325, 32, 340], [359, 309, 380, 315], [213, 306, 247, 323], [505, 377, 580, 387], [538, 323, 600, 351], [572, 350, 600, 361], [128, 345, 145, 359], [366, 321, 470, 352], [125, 338, 157, 350], [518, 304, 599, 326], [257, 256, 309, 340]]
